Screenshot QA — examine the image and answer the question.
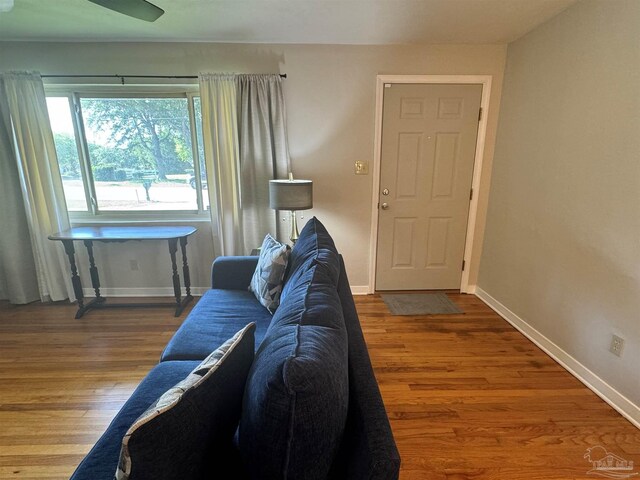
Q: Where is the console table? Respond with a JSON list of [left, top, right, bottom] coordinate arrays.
[[49, 226, 197, 319]]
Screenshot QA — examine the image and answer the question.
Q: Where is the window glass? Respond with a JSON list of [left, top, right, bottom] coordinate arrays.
[[80, 97, 198, 211], [193, 96, 209, 210], [46, 97, 87, 211]]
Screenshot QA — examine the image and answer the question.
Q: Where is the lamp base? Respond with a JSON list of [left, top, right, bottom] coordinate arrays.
[[289, 210, 299, 244]]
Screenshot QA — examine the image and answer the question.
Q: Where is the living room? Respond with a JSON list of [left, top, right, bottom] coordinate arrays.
[[0, 0, 638, 479]]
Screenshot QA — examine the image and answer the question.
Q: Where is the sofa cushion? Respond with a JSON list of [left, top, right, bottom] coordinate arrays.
[[70, 360, 201, 480], [116, 323, 256, 480], [248, 234, 291, 312], [281, 217, 340, 302], [239, 263, 349, 480], [161, 289, 272, 361]]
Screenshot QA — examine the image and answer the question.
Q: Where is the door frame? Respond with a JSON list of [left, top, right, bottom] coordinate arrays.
[[368, 74, 493, 294]]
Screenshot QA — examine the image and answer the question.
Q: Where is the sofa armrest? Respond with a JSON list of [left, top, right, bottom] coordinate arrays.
[[211, 256, 258, 290], [332, 256, 401, 480]]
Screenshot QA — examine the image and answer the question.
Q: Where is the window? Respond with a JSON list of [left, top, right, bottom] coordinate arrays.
[[45, 87, 208, 220]]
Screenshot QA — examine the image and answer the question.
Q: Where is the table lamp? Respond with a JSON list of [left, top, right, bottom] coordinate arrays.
[[269, 173, 313, 244]]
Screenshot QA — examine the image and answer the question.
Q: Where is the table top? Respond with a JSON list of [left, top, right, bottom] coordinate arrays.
[[49, 226, 197, 241]]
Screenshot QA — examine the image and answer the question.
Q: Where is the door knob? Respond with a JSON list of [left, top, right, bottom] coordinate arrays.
[[381, 202, 389, 210]]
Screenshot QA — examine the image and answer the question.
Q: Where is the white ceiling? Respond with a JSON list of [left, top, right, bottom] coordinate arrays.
[[0, 0, 578, 45]]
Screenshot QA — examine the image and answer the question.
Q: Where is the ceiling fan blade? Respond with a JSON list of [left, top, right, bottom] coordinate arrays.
[[87, 0, 164, 22]]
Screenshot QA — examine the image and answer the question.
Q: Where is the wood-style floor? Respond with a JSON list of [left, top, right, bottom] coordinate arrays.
[[0, 294, 638, 480]]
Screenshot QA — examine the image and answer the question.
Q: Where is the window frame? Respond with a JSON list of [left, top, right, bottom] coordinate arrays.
[[45, 84, 209, 223]]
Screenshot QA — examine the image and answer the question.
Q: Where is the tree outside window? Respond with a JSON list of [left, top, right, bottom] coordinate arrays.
[[46, 89, 207, 217]]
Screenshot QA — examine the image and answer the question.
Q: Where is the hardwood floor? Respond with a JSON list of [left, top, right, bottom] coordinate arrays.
[[362, 293, 639, 480], [0, 294, 638, 479]]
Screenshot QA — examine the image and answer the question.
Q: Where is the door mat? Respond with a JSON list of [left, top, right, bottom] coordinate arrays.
[[381, 293, 463, 315]]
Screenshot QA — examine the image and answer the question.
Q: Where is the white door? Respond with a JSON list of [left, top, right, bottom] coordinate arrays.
[[375, 83, 482, 290]]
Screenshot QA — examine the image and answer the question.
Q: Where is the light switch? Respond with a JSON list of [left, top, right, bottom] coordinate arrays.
[[354, 160, 369, 175]]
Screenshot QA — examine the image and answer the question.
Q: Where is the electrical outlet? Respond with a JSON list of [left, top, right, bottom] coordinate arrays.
[[129, 259, 139, 271], [610, 334, 624, 357]]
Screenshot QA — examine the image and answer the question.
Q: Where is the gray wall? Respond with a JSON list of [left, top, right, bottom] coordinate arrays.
[[0, 41, 506, 290], [479, 0, 640, 406]]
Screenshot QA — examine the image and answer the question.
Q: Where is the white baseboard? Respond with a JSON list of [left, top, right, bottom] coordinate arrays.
[[350, 285, 476, 295], [82, 287, 208, 297], [86, 285, 372, 297], [476, 287, 640, 429], [350, 285, 371, 295]]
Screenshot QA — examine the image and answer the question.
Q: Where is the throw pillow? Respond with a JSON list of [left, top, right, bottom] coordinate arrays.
[[248, 234, 291, 313], [115, 322, 256, 480]]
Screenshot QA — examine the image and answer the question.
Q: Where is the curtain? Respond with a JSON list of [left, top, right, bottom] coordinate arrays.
[[0, 77, 40, 304], [199, 74, 242, 256], [199, 73, 291, 256], [0, 72, 73, 302], [236, 74, 291, 251]]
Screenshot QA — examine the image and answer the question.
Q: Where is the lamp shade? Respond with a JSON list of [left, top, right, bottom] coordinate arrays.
[[269, 179, 313, 211]]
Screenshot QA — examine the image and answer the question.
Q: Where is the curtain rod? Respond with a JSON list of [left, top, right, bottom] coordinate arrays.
[[41, 73, 287, 84]]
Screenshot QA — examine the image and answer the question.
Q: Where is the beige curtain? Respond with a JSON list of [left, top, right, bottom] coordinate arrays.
[[236, 74, 291, 250], [198, 73, 291, 256], [198, 74, 242, 256], [0, 77, 39, 304], [1, 72, 73, 302]]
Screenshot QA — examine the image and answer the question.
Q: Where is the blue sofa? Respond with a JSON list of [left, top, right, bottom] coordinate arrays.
[[70, 218, 400, 480]]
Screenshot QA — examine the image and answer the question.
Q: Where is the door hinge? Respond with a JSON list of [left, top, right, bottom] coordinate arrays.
[[462, 260, 466, 271], [478, 107, 483, 122], [469, 188, 473, 201]]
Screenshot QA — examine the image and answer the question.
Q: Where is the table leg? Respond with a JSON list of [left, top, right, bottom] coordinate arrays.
[[83, 240, 104, 301], [168, 239, 182, 314], [62, 240, 85, 319], [180, 236, 192, 297]]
